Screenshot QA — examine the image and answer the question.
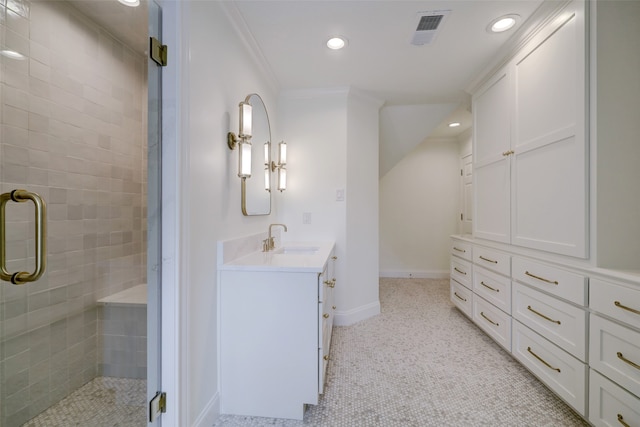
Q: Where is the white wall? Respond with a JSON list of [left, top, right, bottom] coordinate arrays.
[[278, 88, 381, 325], [177, 2, 280, 424], [379, 137, 460, 278]]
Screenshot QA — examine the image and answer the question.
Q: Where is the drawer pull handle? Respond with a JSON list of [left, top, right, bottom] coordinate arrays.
[[480, 311, 499, 326], [323, 313, 329, 319], [617, 352, 640, 371], [480, 281, 499, 292], [454, 292, 467, 302], [525, 271, 558, 285], [324, 279, 336, 288], [527, 305, 561, 325], [479, 256, 498, 264], [454, 267, 467, 275], [614, 301, 640, 316], [502, 150, 514, 156], [617, 414, 630, 427], [527, 347, 561, 373], [453, 247, 466, 253]]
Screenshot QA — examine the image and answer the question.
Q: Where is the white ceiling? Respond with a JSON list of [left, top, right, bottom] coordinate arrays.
[[63, 0, 546, 175]]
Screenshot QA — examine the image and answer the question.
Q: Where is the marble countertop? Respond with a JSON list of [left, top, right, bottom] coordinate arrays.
[[219, 241, 335, 273]]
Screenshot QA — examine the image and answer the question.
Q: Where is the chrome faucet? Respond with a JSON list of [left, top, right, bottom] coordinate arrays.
[[266, 223, 287, 251]]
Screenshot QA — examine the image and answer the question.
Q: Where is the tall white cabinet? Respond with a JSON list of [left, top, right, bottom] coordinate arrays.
[[473, 1, 588, 258], [456, 0, 640, 425]]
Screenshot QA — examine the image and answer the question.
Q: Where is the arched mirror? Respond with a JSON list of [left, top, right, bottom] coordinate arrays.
[[241, 93, 271, 216]]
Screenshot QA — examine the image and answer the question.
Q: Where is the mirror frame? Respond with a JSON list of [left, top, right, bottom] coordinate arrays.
[[240, 93, 272, 216]]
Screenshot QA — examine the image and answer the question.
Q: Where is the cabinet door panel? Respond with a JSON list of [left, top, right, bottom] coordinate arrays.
[[474, 68, 511, 166], [511, 135, 587, 257], [474, 158, 510, 243]]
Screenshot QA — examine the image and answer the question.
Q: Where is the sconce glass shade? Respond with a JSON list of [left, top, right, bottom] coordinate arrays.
[[278, 141, 287, 165], [264, 142, 270, 165], [264, 168, 270, 191], [277, 167, 287, 192], [238, 141, 252, 178], [239, 102, 252, 139]]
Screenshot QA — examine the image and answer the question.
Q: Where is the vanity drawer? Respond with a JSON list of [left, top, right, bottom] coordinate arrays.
[[590, 278, 640, 330], [450, 257, 472, 289], [512, 282, 587, 361], [450, 278, 473, 318], [512, 320, 587, 415], [473, 295, 511, 351], [589, 314, 640, 398], [473, 265, 511, 315], [589, 369, 640, 427], [473, 247, 510, 277], [450, 240, 472, 261], [512, 257, 587, 306]]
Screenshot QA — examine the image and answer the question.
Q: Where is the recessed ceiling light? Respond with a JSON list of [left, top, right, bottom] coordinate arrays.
[[0, 49, 26, 60], [488, 14, 520, 33], [118, 0, 140, 7], [448, 122, 461, 128], [326, 36, 347, 50]]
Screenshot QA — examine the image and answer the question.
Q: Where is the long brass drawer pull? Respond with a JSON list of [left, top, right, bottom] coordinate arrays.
[[480, 311, 499, 326], [479, 256, 498, 264], [617, 352, 640, 371], [527, 305, 561, 325], [617, 414, 630, 427], [502, 150, 514, 156], [525, 271, 559, 285], [614, 301, 640, 316], [454, 267, 467, 275], [453, 246, 466, 253], [527, 347, 561, 372], [454, 292, 467, 302], [481, 281, 499, 292]]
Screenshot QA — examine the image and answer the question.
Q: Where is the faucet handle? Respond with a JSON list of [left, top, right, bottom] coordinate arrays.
[[262, 239, 270, 252], [269, 236, 275, 250]]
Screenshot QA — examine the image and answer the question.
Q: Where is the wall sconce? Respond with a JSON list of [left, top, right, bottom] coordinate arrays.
[[227, 99, 253, 178], [270, 141, 287, 192]]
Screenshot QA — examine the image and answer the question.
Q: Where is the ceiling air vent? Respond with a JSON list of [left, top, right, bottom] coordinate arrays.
[[410, 10, 451, 45]]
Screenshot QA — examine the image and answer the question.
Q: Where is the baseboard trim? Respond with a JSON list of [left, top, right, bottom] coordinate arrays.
[[379, 270, 449, 279], [334, 301, 381, 326], [193, 391, 220, 427]]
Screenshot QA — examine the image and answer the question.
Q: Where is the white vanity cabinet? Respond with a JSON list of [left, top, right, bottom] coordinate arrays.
[[473, 0, 588, 258], [219, 243, 336, 420], [449, 238, 473, 318]]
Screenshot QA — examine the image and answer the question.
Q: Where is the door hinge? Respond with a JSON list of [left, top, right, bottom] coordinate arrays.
[[460, 169, 463, 176], [149, 391, 167, 422], [461, 213, 463, 221], [150, 37, 168, 66]]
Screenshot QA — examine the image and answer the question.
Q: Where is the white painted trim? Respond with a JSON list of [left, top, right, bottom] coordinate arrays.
[[379, 270, 449, 279], [192, 392, 220, 427], [333, 301, 381, 326]]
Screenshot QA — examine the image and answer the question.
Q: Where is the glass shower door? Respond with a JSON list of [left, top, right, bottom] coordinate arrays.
[[0, 1, 153, 425]]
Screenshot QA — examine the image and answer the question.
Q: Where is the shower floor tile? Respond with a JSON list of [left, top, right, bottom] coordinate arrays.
[[23, 377, 146, 427]]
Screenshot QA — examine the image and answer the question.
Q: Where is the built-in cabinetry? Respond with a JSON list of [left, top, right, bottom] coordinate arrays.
[[451, 236, 640, 424], [219, 244, 336, 420], [473, 0, 587, 258]]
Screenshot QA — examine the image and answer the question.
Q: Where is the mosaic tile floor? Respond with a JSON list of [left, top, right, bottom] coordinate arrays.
[[22, 377, 146, 427], [214, 278, 589, 426]]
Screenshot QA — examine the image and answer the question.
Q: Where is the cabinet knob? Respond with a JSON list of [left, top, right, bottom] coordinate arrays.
[[323, 355, 329, 361], [332, 256, 337, 260], [332, 305, 336, 310], [323, 313, 329, 319]]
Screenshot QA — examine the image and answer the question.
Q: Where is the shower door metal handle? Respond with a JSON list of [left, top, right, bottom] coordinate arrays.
[[0, 189, 47, 284]]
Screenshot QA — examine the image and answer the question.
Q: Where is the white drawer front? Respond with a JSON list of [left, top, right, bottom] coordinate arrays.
[[591, 278, 640, 330], [473, 247, 511, 277], [590, 314, 640, 398], [473, 295, 511, 351], [473, 265, 512, 315], [589, 369, 640, 427], [450, 257, 472, 289], [512, 320, 587, 415], [512, 257, 587, 306], [451, 239, 472, 261], [512, 282, 587, 361], [450, 278, 473, 318]]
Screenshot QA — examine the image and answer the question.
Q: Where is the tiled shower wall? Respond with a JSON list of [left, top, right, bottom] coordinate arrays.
[[0, 1, 147, 426]]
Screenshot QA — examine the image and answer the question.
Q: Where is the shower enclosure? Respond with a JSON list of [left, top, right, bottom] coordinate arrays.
[[0, 0, 159, 425]]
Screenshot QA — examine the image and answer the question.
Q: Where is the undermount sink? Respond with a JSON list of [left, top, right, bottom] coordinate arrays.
[[273, 246, 320, 255]]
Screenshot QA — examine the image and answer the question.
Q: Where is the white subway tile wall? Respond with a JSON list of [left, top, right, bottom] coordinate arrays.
[[0, 0, 147, 425]]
